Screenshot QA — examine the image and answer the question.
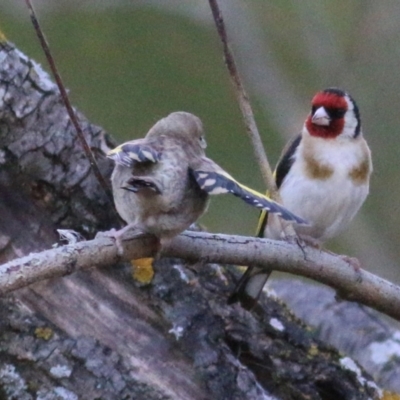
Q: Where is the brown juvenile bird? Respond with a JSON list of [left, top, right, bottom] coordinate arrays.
[[107, 111, 305, 251]]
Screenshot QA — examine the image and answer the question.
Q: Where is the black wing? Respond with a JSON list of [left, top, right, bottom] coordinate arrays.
[[191, 169, 306, 224], [275, 134, 302, 189], [107, 140, 161, 168], [256, 134, 302, 236]]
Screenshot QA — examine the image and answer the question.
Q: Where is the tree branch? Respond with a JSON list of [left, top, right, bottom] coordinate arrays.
[[25, 0, 116, 209], [208, 1, 296, 240], [208, 0, 277, 198], [2, 230, 400, 322]]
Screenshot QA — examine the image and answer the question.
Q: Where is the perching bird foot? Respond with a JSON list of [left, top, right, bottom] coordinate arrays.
[[98, 226, 145, 256], [340, 255, 362, 283], [298, 234, 322, 249], [288, 234, 321, 258]]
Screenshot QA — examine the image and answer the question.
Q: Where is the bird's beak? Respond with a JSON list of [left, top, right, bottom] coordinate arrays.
[[312, 107, 330, 126]]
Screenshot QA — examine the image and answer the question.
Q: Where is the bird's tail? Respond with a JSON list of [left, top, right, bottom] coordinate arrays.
[[228, 266, 272, 309], [228, 208, 272, 309]]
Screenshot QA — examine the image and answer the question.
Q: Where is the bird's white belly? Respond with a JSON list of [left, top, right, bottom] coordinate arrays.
[[268, 170, 369, 242]]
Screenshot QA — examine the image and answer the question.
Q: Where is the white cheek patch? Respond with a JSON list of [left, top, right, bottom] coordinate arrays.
[[341, 94, 359, 138]]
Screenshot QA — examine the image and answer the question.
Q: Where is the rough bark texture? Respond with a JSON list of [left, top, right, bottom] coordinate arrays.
[[273, 279, 400, 393], [0, 40, 384, 399]]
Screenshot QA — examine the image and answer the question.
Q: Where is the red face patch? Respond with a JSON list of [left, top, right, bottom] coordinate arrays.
[[312, 91, 347, 111], [306, 91, 347, 139]]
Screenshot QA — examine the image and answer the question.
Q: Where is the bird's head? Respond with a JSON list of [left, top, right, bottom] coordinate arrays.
[[146, 111, 207, 150], [305, 88, 361, 139]]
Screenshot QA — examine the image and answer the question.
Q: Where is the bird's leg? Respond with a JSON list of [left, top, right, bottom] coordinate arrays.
[[98, 223, 145, 255], [339, 255, 361, 271], [296, 234, 360, 273], [287, 233, 322, 260], [295, 236, 361, 279], [297, 234, 322, 249], [340, 255, 362, 283], [156, 237, 172, 259], [279, 220, 321, 250]]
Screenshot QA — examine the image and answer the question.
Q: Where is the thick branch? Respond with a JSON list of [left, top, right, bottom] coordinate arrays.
[[2, 230, 400, 322]]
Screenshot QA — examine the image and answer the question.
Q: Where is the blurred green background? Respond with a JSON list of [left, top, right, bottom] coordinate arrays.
[[1, 1, 399, 282]]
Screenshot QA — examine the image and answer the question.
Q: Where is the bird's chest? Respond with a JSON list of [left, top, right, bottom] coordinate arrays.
[[279, 142, 369, 241]]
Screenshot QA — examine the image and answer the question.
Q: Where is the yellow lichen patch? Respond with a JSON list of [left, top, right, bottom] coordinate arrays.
[[34, 327, 53, 340], [132, 258, 154, 284], [383, 391, 400, 400], [349, 157, 371, 185], [308, 343, 319, 357]]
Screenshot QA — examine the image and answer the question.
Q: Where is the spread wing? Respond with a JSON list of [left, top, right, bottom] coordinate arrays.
[[256, 134, 303, 236], [107, 139, 162, 168], [190, 157, 306, 225]]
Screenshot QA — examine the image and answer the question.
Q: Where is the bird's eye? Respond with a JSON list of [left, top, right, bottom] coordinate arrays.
[[199, 136, 207, 149], [326, 108, 346, 119], [311, 105, 317, 115]]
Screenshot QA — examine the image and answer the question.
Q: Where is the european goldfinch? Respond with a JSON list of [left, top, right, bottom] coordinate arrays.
[[230, 88, 372, 308], [107, 111, 305, 251]]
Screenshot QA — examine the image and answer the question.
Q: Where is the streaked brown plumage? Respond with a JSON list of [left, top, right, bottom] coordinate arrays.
[[107, 111, 305, 250]]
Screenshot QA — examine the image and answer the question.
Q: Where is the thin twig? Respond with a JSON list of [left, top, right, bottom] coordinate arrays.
[[1, 231, 400, 322], [208, 0, 277, 198], [25, 0, 114, 205]]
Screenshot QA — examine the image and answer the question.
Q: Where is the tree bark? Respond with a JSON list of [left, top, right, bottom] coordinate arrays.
[[0, 40, 385, 399], [272, 279, 400, 394]]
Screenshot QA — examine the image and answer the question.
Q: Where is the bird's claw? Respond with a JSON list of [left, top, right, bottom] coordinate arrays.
[[341, 255, 362, 283], [96, 228, 129, 255]]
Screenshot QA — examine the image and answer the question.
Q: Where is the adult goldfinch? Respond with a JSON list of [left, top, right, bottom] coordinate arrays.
[[230, 88, 372, 308], [107, 111, 305, 250]]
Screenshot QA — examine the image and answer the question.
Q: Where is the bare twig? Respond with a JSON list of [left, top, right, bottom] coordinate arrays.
[[208, 0, 277, 197], [25, 0, 114, 205], [1, 231, 400, 322]]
